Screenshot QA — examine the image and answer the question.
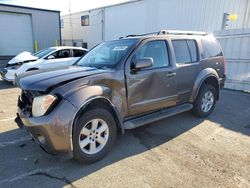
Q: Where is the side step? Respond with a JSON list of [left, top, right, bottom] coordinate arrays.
[[123, 103, 193, 130]]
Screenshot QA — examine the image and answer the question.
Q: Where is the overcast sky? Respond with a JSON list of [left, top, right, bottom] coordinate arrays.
[[0, 0, 132, 15]]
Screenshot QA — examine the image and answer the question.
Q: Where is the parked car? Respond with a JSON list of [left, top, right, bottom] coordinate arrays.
[[15, 30, 226, 163], [0, 46, 88, 82]]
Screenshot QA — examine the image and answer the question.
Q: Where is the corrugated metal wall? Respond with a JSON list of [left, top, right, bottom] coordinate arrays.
[[0, 4, 61, 53], [104, 0, 250, 40], [215, 29, 250, 91]]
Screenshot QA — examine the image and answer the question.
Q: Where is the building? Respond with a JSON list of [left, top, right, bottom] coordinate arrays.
[[61, 0, 250, 91], [0, 3, 61, 59], [61, 0, 250, 48]]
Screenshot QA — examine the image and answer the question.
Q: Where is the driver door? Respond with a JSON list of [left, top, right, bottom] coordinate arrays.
[[125, 39, 178, 116]]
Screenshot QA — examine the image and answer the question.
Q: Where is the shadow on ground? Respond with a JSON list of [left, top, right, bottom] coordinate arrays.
[[0, 79, 15, 90]]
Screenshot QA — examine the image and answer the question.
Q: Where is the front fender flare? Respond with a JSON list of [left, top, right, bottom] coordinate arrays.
[[65, 86, 124, 151]]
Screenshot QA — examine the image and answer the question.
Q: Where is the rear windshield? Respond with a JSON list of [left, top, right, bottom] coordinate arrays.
[[201, 37, 223, 58]]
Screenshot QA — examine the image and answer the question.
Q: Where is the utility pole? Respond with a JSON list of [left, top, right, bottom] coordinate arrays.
[[69, 2, 74, 45]]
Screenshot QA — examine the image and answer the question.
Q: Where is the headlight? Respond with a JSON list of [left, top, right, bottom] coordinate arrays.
[[32, 95, 57, 117], [8, 62, 22, 69]]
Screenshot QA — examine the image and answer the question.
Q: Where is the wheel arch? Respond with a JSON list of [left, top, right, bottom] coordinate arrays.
[[191, 68, 220, 102], [70, 96, 124, 151]]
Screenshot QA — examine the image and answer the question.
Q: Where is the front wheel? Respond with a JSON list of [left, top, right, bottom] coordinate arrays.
[[192, 84, 217, 117], [73, 108, 117, 164]]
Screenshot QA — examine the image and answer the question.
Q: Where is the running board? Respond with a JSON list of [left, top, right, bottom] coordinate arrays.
[[123, 103, 193, 130]]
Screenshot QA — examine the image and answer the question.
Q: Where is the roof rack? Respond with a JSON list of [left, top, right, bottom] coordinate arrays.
[[158, 30, 208, 36], [120, 30, 208, 39]]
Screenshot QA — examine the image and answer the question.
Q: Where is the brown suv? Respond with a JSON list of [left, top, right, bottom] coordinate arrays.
[[15, 30, 226, 163]]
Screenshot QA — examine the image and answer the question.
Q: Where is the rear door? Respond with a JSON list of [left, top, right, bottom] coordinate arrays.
[[125, 39, 178, 116], [171, 39, 200, 103]]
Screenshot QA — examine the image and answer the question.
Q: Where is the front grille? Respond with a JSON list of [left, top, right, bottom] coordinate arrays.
[[18, 90, 35, 116]]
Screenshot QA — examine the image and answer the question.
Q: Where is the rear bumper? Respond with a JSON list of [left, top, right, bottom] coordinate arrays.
[[16, 99, 77, 154]]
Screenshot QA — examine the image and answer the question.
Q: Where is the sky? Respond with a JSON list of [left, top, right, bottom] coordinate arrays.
[[0, 0, 132, 15]]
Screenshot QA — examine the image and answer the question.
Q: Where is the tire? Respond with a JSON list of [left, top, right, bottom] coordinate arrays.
[[192, 84, 217, 117], [73, 108, 117, 164]]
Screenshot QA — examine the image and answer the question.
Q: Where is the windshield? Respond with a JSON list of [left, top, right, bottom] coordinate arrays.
[[33, 48, 55, 58], [76, 39, 137, 68]]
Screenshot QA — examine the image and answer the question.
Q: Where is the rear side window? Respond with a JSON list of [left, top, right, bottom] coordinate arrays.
[[50, 49, 70, 59], [187, 40, 198, 62], [73, 49, 87, 57], [172, 40, 198, 64], [202, 38, 222, 58], [133, 40, 170, 68]]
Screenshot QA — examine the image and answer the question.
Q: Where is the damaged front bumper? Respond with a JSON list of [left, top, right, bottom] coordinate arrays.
[[16, 97, 77, 154]]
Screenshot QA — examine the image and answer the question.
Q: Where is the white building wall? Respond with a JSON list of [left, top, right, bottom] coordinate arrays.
[[61, 9, 103, 49], [104, 0, 250, 40]]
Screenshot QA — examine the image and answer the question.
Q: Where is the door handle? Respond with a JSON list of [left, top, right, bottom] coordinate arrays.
[[166, 72, 176, 77]]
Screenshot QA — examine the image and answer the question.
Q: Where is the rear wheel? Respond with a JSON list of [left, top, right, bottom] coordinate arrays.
[[192, 84, 217, 117], [73, 108, 117, 163]]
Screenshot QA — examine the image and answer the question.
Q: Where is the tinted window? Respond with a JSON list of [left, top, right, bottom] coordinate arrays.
[[133, 40, 170, 68], [50, 49, 70, 59], [202, 37, 222, 58], [187, 40, 198, 62], [172, 40, 191, 64], [73, 49, 86, 57]]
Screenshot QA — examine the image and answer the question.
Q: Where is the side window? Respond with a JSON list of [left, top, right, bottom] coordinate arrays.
[[73, 49, 87, 57], [50, 49, 70, 59], [172, 40, 191, 64], [202, 38, 222, 58], [133, 40, 170, 69], [187, 40, 198, 62]]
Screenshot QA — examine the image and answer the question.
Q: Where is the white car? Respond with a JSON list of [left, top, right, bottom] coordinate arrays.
[[0, 46, 88, 82]]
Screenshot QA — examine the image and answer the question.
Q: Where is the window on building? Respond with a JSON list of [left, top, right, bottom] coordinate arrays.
[[73, 49, 87, 57], [132, 40, 170, 69], [81, 15, 89, 26], [201, 38, 222, 58], [60, 19, 64, 28]]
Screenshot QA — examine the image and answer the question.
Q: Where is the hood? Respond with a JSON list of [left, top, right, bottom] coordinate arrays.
[[16, 66, 111, 92], [8, 51, 38, 65]]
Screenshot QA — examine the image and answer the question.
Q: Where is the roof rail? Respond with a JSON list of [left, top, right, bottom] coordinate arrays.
[[119, 30, 208, 39], [158, 30, 208, 36], [125, 32, 158, 38]]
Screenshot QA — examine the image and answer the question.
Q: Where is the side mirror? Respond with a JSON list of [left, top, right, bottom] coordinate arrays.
[[47, 55, 55, 60], [133, 57, 153, 71]]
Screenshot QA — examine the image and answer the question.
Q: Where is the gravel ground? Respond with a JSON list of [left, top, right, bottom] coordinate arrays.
[[0, 78, 249, 188]]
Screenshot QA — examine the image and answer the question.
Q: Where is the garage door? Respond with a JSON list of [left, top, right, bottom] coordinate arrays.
[[0, 11, 34, 56]]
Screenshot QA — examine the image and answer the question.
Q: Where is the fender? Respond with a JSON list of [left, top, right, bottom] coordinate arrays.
[[65, 86, 124, 151], [190, 68, 220, 102]]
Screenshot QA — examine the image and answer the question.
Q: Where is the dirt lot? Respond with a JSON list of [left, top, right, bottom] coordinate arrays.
[[0, 78, 249, 188]]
